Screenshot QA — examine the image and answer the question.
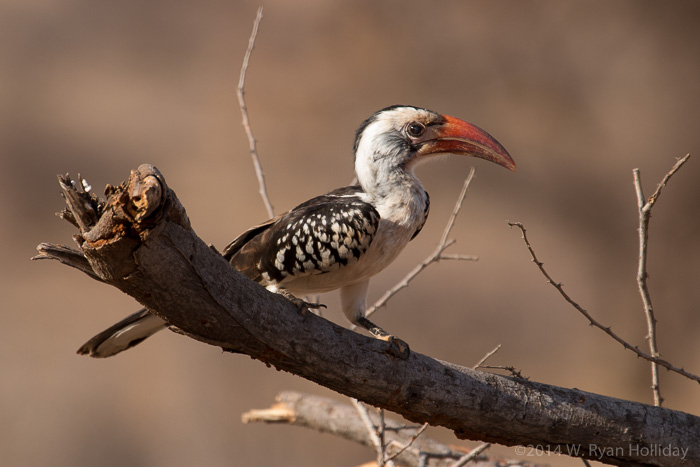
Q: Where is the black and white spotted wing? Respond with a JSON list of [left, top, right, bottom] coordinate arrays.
[[222, 186, 380, 285]]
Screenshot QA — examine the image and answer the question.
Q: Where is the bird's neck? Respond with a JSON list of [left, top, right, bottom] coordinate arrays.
[[356, 160, 427, 226], [355, 142, 419, 193], [361, 166, 421, 197]]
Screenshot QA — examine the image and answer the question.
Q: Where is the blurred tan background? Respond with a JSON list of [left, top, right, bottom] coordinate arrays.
[[2, 1, 699, 466]]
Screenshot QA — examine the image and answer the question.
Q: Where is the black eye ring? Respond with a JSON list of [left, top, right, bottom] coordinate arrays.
[[406, 122, 426, 138]]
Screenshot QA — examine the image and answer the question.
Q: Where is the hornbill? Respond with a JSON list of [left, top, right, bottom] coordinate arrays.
[[78, 105, 515, 359]]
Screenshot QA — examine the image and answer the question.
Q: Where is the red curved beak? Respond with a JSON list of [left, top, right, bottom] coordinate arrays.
[[417, 115, 516, 172]]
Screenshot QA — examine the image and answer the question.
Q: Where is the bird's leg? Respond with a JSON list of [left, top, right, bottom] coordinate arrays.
[[341, 281, 410, 359], [276, 289, 326, 316], [356, 316, 410, 360]]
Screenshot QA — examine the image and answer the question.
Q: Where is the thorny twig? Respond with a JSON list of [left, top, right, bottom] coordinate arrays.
[[237, 6, 274, 218], [366, 168, 478, 318], [508, 217, 699, 384], [473, 345, 527, 378], [478, 365, 527, 380], [632, 154, 690, 406]]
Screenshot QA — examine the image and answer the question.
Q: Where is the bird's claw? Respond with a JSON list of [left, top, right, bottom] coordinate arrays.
[[380, 335, 410, 360], [355, 316, 410, 360], [279, 290, 326, 317], [295, 299, 326, 317]]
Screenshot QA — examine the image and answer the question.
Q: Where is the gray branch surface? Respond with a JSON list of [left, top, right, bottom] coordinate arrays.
[[35, 165, 700, 467], [242, 391, 538, 467]]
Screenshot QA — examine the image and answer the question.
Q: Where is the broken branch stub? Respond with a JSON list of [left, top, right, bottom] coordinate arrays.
[[77, 166, 192, 285]]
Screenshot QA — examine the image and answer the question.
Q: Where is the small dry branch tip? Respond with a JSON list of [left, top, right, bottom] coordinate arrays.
[[452, 442, 492, 467], [237, 6, 273, 218]]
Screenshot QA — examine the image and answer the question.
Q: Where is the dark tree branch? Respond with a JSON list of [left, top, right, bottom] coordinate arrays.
[[35, 165, 700, 466]]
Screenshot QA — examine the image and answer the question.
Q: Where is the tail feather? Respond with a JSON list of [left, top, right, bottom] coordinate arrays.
[[77, 308, 169, 358]]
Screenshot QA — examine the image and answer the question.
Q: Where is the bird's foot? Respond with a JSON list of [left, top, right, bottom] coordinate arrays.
[[278, 290, 326, 316], [356, 316, 410, 360], [378, 334, 410, 360]]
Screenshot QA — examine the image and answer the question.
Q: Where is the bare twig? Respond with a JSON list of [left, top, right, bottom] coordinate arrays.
[[632, 154, 690, 406], [366, 168, 477, 318], [237, 6, 274, 218], [439, 254, 479, 261], [440, 169, 475, 246], [477, 365, 527, 380], [472, 344, 502, 370], [378, 409, 392, 467], [352, 399, 381, 450], [633, 171, 662, 406], [508, 220, 700, 384], [451, 443, 491, 467], [352, 399, 395, 467], [646, 154, 691, 208], [385, 423, 429, 464]]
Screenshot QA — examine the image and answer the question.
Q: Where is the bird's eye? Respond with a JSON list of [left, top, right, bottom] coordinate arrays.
[[406, 122, 426, 138]]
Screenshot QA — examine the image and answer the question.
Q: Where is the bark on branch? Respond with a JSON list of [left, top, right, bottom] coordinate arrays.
[[34, 165, 700, 466], [242, 391, 536, 467]]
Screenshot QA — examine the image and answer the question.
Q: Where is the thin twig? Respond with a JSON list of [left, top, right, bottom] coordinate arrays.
[[366, 168, 477, 318], [440, 169, 475, 246], [633, 170, 661, 405], [478, 365, 527, 379], [473, 344, 502, 370], [351, 399, 395, 467], [237, 6, 274, 218], [632, 154, 690, 407], [351, 399, 381, 448], [383, 424, 426, 433], [438, 254, 479, 261], [508, 220, 700, 384], [378, 409, 391, 467], [385, 423, 429, 463], [647, 154, 691, 208], [365, 239, 455, 318], [451, 442, 491, 467]]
